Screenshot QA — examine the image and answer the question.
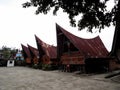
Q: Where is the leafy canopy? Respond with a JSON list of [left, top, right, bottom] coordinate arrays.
[[23, 0, 119, 32], [1, 46, 18, 59]]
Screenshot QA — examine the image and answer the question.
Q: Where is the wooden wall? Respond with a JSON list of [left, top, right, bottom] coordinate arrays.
[[60, 52, 85, 65]]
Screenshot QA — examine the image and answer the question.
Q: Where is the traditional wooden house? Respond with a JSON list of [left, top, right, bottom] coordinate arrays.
[[27, 44, 39, 65], [21, 44, 32, 66], [56, 24, 110, 73], [35, 35, 57, 66]]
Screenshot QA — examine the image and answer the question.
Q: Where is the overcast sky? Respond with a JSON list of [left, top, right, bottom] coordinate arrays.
[[0, 0, 115, 51]]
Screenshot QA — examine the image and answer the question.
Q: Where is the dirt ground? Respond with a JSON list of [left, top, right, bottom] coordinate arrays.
[[0, 67, 119, 90]]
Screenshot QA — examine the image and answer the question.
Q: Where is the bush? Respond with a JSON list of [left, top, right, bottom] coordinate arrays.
[[32, 63, 44, 69], [42, 64, 52, 70], [37, 63, 42, 69], [0, 59, 7, 67], [15, 60, 26, 66], [32, 64, 39, 69]]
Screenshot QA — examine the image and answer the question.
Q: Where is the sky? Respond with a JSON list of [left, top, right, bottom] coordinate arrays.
[[0, 0, 115, 51]]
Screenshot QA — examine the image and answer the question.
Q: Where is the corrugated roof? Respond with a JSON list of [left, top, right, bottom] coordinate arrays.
[[56, 24, 109, 58], [21, 44, 31, 58], [35, 35, 57, 59], [27, 44, 39, 57]]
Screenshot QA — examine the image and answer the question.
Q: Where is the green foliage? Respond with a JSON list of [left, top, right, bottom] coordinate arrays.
[[42, 64, 52, 70], [15, 60, 26, 66], [32, 64, 39, 69], [22, 0, 119, 32], [1, 46, 18, 60], [37, 63, 43, 69], [32, 63, 43, 69]]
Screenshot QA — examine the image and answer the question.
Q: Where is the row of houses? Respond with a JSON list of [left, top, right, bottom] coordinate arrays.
[[21, 24, 120, 73]]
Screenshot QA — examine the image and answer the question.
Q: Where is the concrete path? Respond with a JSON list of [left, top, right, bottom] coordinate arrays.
[[0, 67, 119, 90]]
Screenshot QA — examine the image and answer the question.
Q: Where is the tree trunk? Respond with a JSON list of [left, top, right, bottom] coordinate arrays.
[[111, 0, 120, 61]]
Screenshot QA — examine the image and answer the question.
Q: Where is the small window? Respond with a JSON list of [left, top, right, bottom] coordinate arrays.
[[10, 60, 13, 64]]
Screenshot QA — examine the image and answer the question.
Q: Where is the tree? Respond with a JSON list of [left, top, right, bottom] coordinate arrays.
[[2, 46, 11, 59], [22, 0, 120, 60], [22, 0, 118, 32], [1, 46, 18, 60]]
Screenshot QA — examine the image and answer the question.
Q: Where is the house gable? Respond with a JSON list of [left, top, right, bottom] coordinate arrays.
[[56, 25, 79, 56], [27, 44, 39, 58], [21, 44, 31, 58], [35, 35, 57, 59], [56, 24, 109, 59]]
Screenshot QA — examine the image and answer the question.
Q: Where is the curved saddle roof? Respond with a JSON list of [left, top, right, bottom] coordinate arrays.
[[21, 44, 31, 58], [35, 35, 57, 59], [56, 24, 109, 58], [27, 44, 39, 58]]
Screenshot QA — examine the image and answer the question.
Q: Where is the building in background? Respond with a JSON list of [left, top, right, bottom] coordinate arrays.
[[28, 44, 39, 65], [15, 50, 24, 60], [21, 44, 32, 66], [35, 35, 57, 69]]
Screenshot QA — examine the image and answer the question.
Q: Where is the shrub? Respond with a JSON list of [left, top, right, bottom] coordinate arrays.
[[32, 64, 39, 69], [42, 64, 52, 70]]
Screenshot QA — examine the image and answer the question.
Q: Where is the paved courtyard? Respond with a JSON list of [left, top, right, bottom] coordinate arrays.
[[0, 67, 119, 90]]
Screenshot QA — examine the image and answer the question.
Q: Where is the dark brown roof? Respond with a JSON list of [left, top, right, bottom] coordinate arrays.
[[35, 35, 57, 59], [21, 44, 31, 58], [56, 24, 109, 58], [27, 44, 39, 58]]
